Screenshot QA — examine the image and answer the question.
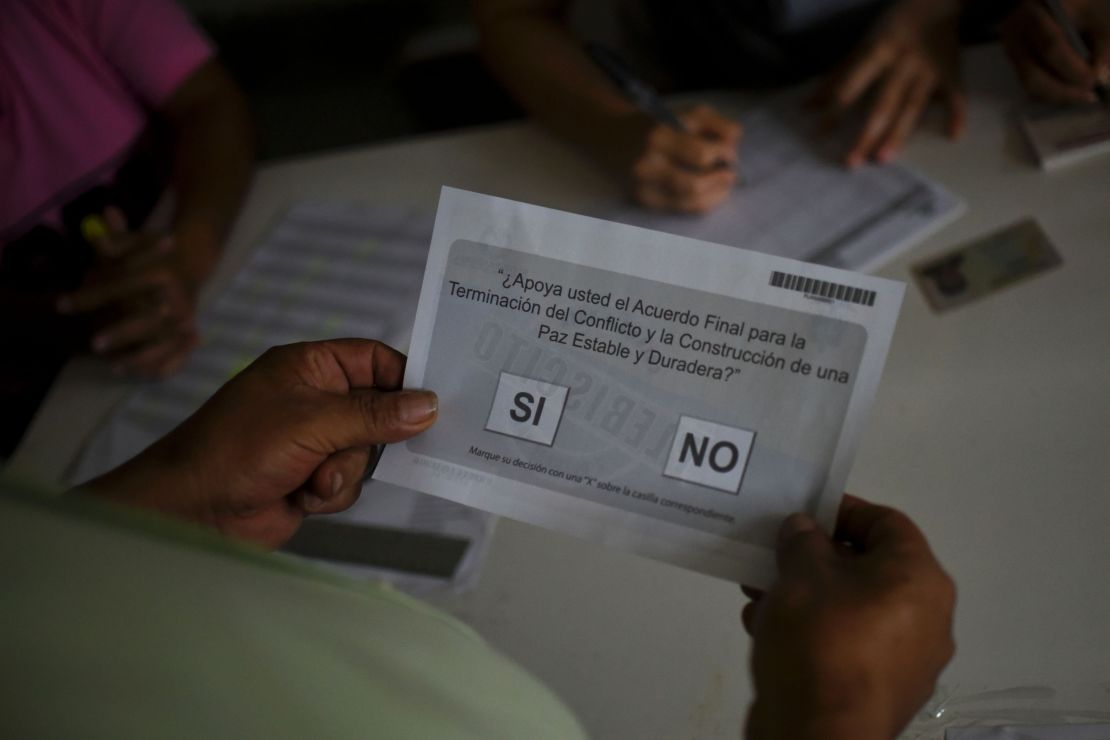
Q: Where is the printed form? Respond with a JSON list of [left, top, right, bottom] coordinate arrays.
[[375, 187, 906, 586]]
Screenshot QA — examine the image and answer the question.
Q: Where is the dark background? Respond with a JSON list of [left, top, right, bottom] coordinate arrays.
[[188, 0, 523, 160]]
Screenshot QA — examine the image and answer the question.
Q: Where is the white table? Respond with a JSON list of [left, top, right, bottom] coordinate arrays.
[[9, 45, 1110, 739]]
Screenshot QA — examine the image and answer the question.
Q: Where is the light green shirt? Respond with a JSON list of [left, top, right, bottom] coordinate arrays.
[[0, 483, 587, 739]]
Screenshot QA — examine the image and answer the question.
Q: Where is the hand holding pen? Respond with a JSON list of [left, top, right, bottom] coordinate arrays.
[[1001, 0, 1110, 105], [587, 43, 743, 215]]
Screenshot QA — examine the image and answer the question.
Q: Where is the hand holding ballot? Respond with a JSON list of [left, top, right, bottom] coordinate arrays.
[[65, 334, 955, 739], [80, 339, 438, 549], [64, 192, 948, 738], [743, 495, 956, 740]]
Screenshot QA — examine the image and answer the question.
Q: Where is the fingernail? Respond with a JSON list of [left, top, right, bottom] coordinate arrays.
[[56, 296, 73, 314], [302, 493, 325, 512], [330, 471, 344, 498], [779, 513, 818, 547], [877, 146, 894, 163], [398, 390, 438, 424]]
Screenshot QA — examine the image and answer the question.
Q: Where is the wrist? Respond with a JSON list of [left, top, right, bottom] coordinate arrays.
[[747, 662, 903, 740], [747, 698, 895, 740]]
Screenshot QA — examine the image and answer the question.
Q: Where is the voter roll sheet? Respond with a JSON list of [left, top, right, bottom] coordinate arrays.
[[375, 187, 905, 586]]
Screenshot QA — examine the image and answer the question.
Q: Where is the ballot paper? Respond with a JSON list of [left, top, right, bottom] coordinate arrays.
[[601, 95, 964, 273], [374, 187, 905, 586], [946, 725, 1110, 739], [68, 200, 492, 593]]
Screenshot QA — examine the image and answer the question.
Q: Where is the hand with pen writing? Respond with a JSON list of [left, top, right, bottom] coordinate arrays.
[[56, 206, 210, 378], [1000, 0, 1110, 104], [630, 105, 742, 215], [741, 495, 956, 740], [811, 0, 966, 167]]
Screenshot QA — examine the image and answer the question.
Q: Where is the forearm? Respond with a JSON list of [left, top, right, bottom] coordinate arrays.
[[78, 431, 206, 524], [80, 444, 190, 519], [164, 60, 254, 287], [473, 0, 651, 171]]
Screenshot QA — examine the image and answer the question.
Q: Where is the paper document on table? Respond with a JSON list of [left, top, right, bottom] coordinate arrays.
[[68, 200, 492, 592], [283, 479, 494, 595], [375, 187, 905, 587], [602, 94, 963, 273], [1021, 103, 1110, 171], [947, 725, 1110, 739]]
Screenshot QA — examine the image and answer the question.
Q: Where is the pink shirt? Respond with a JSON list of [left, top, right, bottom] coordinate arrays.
[[0, 0, 213, 244]]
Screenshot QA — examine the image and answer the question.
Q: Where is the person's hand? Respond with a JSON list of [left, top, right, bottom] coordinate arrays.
[[741, 495, 956, 740], [80, 339, 439, 549], [56, 207, 203, 378], [1000, 0, 1110, 104], [813, 0, 966, 167], [630, 105, 742, 214]]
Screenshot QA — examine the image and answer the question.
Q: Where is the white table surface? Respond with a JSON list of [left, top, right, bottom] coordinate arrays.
[[8, 45, 1110, 740]]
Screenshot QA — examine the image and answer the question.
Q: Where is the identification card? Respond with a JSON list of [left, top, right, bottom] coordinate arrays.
[[913, 219, 1061, 313]]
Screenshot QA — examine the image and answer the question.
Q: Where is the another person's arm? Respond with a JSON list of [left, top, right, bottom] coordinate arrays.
[[1000, 0, 1110, 104], [813, 0, 967, 166], [161, 56, 254, 295], [50, 0, 253, 378], [80, 339, 437, 549], [472, 0, 740, 213], [742, 495, 956, 740], [58, 58, 253, 378]]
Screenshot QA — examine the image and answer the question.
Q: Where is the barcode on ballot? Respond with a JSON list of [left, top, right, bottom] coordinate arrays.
[[770, 271, 876, 306]]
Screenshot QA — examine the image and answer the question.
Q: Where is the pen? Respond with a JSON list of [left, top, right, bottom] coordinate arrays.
[[585, 42, 742, 182], [80, 214, 109, 244], [586, 42, 686, 130], [1040, 0, 1110, 103]]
